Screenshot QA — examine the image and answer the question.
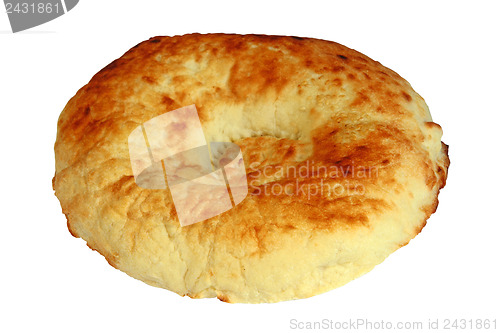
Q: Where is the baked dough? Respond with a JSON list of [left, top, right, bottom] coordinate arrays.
[[53, 33, 449, 303]]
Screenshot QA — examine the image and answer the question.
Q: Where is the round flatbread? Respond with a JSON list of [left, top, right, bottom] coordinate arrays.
[[53, 33, 449, 303]]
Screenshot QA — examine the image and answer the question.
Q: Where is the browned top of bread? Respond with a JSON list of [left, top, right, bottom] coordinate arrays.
[[54, 33, 449, 303]]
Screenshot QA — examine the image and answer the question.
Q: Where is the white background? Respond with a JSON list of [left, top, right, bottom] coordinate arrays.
[[1, 1, 499, 332]]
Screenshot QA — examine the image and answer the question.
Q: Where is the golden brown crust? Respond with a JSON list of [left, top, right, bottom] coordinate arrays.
[[53, 33, 449, 303]]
